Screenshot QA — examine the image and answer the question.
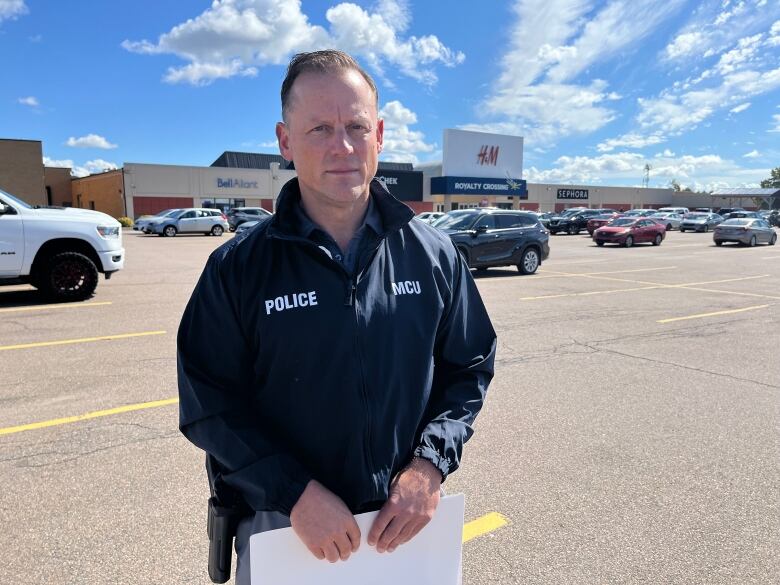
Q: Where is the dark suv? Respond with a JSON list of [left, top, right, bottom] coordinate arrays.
[[434, 209, 550, 274], [226, 207, 272, 231], [548, 208, 619, 235]]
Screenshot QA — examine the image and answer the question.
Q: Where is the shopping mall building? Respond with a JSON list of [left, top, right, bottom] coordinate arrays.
[[4, 131, 775, 218]]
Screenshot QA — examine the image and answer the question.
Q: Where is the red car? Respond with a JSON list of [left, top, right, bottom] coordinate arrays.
[[593, 217, 666, 247], [586, 212, 622, 235]]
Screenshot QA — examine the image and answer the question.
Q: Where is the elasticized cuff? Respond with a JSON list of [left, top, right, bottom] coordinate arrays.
[[413, 445, 452, 481]]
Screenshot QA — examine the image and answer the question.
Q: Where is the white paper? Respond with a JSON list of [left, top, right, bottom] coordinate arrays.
[[250, 493, 465, 585]]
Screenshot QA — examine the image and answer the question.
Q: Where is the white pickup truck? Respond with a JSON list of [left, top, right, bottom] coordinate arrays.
[[0, 188, 124, 301]]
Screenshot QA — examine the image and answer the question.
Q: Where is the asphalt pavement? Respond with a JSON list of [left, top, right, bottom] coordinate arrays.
[[1, 226, 778, 584]]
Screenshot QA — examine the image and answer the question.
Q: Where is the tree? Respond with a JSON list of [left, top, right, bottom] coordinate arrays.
[[760, 167, 780, 189], [670, 179, 681, 192]]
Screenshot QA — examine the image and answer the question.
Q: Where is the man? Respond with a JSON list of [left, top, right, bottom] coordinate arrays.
[[177, 50, 496, 584]]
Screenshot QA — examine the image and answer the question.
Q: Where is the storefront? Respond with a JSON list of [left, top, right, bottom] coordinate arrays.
[[428, 129, 527, 211], [123, 161, 297, 218]]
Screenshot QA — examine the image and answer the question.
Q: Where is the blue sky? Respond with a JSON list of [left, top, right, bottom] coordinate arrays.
[[2, 0, 779, 190]]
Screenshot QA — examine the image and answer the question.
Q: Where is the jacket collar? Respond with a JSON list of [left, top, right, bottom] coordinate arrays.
[[268, 177, 414, 239]]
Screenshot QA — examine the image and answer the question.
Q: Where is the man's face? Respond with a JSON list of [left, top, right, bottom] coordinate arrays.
[[276, 69, 383, 208]]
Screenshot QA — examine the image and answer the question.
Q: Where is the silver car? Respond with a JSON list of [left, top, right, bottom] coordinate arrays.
[[648, 212, 682, 231], [679, 212, 723, 233], [713, 218, 778, 246], [415, 212, 444, 224], [147, 208, 229, 237], [134, 208, 181, 232]]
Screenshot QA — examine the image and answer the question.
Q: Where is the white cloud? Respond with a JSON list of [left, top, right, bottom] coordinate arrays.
[[663, 1, 780, 64], [770, 114, 780, 132], [0, 0, 27, 22], [714, 0, 746, 26], [43, 156, 73, 169], [43, 156, 119, 177], [378, 100, 434, 164], [17, 96, 38, 107], [665, 32, 706, 59], [596, 132, 666, 152], [524, 150, 767, 190], [730, 102, 751, 113], [743, 149, 760, 158], [638, 63, 780, 134], [545, 0, 686, 83], [713, 32, 762, 75], [65, 134, 118, 149], [122, 0, 462, 86], [473, 0, 685, 146]]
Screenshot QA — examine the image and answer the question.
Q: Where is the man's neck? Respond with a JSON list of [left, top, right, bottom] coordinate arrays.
[[299, 191, 370, 253]]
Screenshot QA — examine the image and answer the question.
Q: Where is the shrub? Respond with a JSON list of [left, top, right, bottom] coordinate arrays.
[[117, 216, 133, 227]]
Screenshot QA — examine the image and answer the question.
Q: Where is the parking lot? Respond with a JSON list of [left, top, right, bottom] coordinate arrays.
[[1, 226, 778, 584]]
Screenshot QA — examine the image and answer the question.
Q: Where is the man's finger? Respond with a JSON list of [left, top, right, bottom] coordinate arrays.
[[347, 520, 361, 552], [334, 533, 353, 562], [309, 546, 325, 561], [322, 542, 340, 563], [367, 506, 395, 546], [377, 515, 406, 552], [387, 521, 418, 552]]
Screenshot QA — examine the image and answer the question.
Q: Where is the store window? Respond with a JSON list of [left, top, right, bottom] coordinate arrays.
[[203, 198, 246, 212]]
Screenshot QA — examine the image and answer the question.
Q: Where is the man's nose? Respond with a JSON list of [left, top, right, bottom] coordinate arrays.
[[330, 127, 354, 155]]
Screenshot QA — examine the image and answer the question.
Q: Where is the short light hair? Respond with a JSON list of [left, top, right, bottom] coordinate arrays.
[[281, 50, 379, 121]]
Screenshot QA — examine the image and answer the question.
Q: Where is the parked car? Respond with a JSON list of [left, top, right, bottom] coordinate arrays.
[[722, 211, 762, 220], [694, 207, 715, 213], [587, 213, 622, 235], [415, 211, 444, 224], [657, 206, 690, 215], [226, 207, 272, 231], [234, 220, 266, 234], [147, 208, 229, 237], [134, 209, 181, 233], [716, 207, 745, 216], [761, 209, 780, 227], [647, 212, 683, 231], [532, 211, 556, 229], [593, 217, 666, 247], [434, 209, 550, 274], [679, 212, 723, 232], [622, 209, 658, 217], [548, 208, 616, 235], [713, 218, 777, 246]]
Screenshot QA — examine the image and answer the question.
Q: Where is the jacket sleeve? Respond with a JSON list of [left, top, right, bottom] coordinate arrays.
[[177, 250, 311, 515], [414, 248, 497, 480]]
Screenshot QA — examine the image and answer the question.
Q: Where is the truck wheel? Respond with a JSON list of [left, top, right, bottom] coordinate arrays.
[[567, 225, 577, 235], [39, 251, 99, 302]]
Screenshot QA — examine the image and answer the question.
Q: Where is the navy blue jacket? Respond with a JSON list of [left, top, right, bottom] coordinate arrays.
[[177, 178, 496, 516]]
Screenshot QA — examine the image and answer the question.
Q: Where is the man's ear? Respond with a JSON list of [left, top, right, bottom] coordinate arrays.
[[276, 122, 292, 160], [376, 118, 384, 154]]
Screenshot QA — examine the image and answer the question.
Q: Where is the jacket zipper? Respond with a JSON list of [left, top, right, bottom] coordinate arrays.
[[269, 228, 380, 492]]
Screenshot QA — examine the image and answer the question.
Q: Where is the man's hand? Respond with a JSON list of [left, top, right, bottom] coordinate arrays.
[[289, 480, 361, 563], [368, 457, 442, 553]]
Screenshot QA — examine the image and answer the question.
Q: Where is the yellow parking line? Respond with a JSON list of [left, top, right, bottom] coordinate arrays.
[[463, 512, 509, 543], [0, 301, 112, 314], [658, 304, 770, 323], [0, 397, 179, 436], [0, 330, 166, 351]]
